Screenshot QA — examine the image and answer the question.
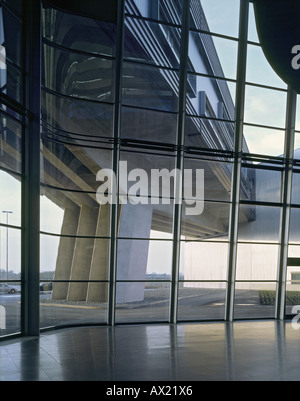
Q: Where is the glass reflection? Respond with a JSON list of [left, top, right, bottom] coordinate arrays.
[[244, 85, 287, 128], [121, 106, 177, 144], [238, 205, 281, 243], [122, 62, 179, 112], [0, 112, 22, 174], [124, 17, 181, 69], [181, 201, 230, 240], [42, 44, 115, 103], [186, 75, 236, 120], [42, 7, 117, 57], [246, 44, 287, 89], [240, 167, 282, 203], [243, 125, 285, 156], [289, 209, 300, 243], [41, 91, 114, 137], [188, 32, 238, 80], [125, 0, 183, 25], [197, 0, 240, 38]]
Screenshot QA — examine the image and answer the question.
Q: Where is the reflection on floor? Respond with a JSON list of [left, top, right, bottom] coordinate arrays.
[[1, 321, 300, 381]]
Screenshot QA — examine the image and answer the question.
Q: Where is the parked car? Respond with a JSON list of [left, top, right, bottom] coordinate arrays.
[[0, 284, 18, 293], [40, 283, 53, 291]]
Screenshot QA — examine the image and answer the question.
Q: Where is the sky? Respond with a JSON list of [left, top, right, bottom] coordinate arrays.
[[1, 1, 300, 274]]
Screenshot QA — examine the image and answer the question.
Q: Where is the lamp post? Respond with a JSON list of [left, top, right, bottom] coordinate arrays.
[[2, 211, 13, 281]]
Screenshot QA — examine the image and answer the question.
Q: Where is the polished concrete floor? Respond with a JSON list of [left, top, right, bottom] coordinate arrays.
[[1, 320, 300, 381]]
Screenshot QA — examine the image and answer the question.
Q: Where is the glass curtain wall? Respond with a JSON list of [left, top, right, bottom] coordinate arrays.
[[0, 0, 24, 336], [1, 0, 300, 338]]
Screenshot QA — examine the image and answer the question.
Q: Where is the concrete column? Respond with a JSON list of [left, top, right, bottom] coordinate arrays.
[[52, 206, 80, 300], [87, 203, 111, 302], [116, 204, 153, 303], [67, 205, 98, 301]]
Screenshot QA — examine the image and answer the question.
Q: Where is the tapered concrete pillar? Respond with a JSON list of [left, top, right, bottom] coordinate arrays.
[[87, 203, 111, 302], [67, 205, 98, 301], [52, 206, 80, 300], [116, 204, 153, 303]]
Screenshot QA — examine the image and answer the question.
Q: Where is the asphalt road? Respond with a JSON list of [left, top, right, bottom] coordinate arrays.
[[0, 288, 279, 336]]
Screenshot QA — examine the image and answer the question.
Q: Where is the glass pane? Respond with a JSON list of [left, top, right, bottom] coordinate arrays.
[[240, 167, 282, 203], [186, 75, 236, 120], [0, 227, 21, 277], [289, 209, 300, 243], [125, 0, 183, 25], [183, 158, 232, 201], [42, 8, 116, 57], [3, 0, 23, 16], [0, 113, 22, 173], [243, 125, 285, 156], [41, 90, 114, 137], [118, 201, 174, 239], [122, 62, 179, 112], [117, 239, 173, 279], [246, 44, 287, 89], [186, 119, 234, 148], [41, 139, 113, 191], [295, 95, 300, 132], [185, 116, 235, 150], [119, 150, 175, 174], [291, 173, 300, 205], [1, 62, 23, 103], [177, 283, 226, 321], [124, 17, 181, 69], [288, 245, 300, 258], [236, 243, 279, 280], [121, 106, 177, 144], [43, 44, 115, 103], [0, 171, 21, 227], [294, 133, 300, 154], [1, 5, 23, 67], [41, 189, 111, 238], [244, 85, 287, 128], [180, 241, 228, 280], [189, 32, 237, 80], [0, 281, 21, 336], [238, 205, 281, 243], [285, 281, 300, 316], [196, 0, 240, 38], [40, 234, 110, 284], [40, 282, 108, 329], [247, 2, 259, 43], [234, 282, 277, 319], [115, 282, 170, 323], [181, 201, 230, 241]]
